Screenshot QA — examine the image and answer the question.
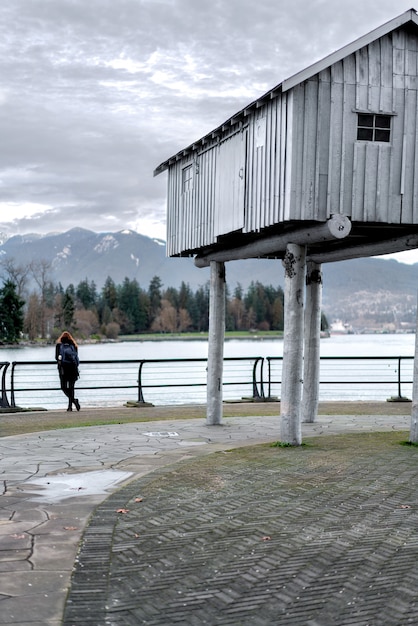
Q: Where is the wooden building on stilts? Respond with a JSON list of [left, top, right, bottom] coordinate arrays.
[[155, 9, 418, 444]]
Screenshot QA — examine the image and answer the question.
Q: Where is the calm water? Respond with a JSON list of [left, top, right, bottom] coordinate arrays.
[[1, 333, 416, 363], [1, 334, 416, 409]]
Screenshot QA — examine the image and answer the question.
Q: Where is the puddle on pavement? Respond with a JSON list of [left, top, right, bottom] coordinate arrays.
[[21, 469, 132, 502]]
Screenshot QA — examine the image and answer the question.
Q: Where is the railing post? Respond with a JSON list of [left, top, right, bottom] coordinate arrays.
[[267, 357, 271, 399], [398, 356, 402, 399], [387, 356, 411, 402], [251, 357, 265, 400], [10, 362, 17, 408], [137, 361, 146, 403], [0, 363, 10, 408]]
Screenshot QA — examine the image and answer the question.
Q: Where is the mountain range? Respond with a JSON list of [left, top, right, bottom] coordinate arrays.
[[1, 227, 418, 331]]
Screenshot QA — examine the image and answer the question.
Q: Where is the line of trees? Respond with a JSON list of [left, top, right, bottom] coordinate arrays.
[[0, 258, 290, 343]]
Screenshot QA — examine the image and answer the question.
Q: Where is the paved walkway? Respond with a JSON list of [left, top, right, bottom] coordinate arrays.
[[0, 408, 415, 625]]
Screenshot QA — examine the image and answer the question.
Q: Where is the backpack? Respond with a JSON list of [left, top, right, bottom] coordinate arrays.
[[60, 343, 80, 367]]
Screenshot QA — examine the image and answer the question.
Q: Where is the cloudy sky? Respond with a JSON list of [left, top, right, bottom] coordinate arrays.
[[1, 0, 418, 262]]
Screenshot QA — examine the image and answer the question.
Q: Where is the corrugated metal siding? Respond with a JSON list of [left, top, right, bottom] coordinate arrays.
[[166, 26, 418, 256], [214, 130, 246, 236], [167, 95, 294, 255], [195, 145, 216, 248], [244, 99, 292, 232]]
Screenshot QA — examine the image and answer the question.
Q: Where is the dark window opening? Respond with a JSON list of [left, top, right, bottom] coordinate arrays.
[[357, 114, 391, 142]]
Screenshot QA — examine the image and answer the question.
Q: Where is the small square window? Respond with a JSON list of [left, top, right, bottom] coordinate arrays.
[[358, 114, 373, 128], [357, 114, 391, 142], [357, 127, 374, 141], [374, 128, 390, 142]]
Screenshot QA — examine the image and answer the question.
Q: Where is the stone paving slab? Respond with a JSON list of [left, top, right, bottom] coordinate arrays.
[[0, 408, 414, 625]]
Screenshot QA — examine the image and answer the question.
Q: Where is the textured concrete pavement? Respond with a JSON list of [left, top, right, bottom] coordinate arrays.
[[0, 407, 413, 625]]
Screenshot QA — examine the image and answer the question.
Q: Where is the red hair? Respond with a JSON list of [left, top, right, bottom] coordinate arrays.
[[57, 330, 78, 348]]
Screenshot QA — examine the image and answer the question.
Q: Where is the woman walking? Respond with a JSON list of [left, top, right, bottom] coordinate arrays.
[[55, 330, 80, 411]]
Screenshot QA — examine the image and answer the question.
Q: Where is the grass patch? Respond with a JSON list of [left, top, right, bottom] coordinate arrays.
[[0, 401, 411, 439], [271, 441, 310, 448], [132, 431, 415, 499], [400, 440, 418, 447], [118, 330, 284, 341]]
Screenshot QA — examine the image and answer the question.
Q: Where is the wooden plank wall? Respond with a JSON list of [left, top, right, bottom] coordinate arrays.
[[293, 29, 418, 226], [166, 27, 418, 257], [244, 94, 292, 231]]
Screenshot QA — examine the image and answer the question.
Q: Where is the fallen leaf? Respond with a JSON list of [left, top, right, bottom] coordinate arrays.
[[134, 533, 140, 538], [10, 534, 26, 539], [116, 508, 129, 514], [135, 498, 143, 503], [64, 526, 79, 531], [261, 536, 271, 541], [400, 505, 412, 509]]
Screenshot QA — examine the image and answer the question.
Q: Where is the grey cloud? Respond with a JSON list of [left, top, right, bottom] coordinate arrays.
[[0, 0, 413, 238]]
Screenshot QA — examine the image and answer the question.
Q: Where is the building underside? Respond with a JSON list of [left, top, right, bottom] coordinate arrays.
[[182, 220, 418, 266]]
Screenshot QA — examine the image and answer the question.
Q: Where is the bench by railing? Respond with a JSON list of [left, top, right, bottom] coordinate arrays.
[[0, 355, 414, 410]]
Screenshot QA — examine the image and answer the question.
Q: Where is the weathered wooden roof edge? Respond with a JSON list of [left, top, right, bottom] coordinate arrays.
[[154, 8, 418, 177]]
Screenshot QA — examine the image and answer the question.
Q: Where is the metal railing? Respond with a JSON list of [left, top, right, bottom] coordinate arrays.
[[266, 355, 414, 402], [0, 355, 414, 410], [3, 357, 264, 410]]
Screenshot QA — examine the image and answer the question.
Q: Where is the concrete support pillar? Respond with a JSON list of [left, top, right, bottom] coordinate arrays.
[[206, 261, 226, 425], [302, 261, 322, 423], [280, 244, 306, 445], [410, 291, 418, 442]]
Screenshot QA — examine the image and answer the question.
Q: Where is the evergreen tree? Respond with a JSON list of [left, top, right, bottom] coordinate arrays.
[[164, 286, 179, 309], [76, 279, 97, 310], [44, 281, 58, 308], [148, 276, 163, 321], [244, 281, 268, 328], [118, 278, 148, 333], [225, 284, 235, 331], [98, 277, 118, 324], [179, 281, 198, 328], [137, 289, 150, 331], [62, 287, 75, 328], [234, 283, 243, 300], [0, 280, 24, 343], [193, 283, 210, 331]]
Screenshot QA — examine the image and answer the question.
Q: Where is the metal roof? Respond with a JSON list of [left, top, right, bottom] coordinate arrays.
[[154, 8, 418, 177]]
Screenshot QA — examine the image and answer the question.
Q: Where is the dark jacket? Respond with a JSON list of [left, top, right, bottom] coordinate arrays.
[[56, 339, 79, 380]]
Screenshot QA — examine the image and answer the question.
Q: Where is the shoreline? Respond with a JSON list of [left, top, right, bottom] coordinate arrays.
[[2, 329, 416, 350], [0, 333, 286, 349]]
